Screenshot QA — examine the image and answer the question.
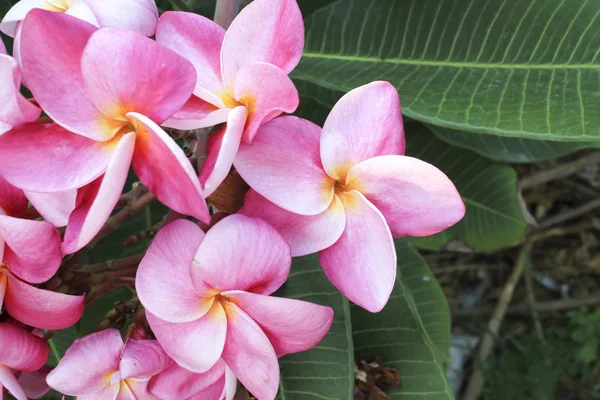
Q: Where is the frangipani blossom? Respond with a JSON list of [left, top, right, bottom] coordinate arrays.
[[0, 323, 49, 400], [0, 176, 85, 329], [1, 0, 158, 37], [136, 216, 333, 400], [0, 10, 210, 253], [236, 81, 466, 312], [47, 329, 172, 399], [155, 0, 302, 196], [149, 359, 237, 400], [0, 51, 40, 135]]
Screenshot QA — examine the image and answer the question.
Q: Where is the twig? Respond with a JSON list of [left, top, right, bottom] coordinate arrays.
[[214, 0, 241, 28], [524, 258, 545, 341], [535, 197, 600, 230], [519, 151, 600, 190], [74, 254, 145, 274], [463, 243, 532, 400]]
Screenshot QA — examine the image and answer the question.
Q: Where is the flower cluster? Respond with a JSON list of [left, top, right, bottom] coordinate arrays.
[[0, 0, 465, 399]]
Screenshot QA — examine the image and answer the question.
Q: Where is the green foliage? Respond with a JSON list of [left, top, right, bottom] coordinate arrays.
[[294, 0, 600, 142], [352, 239, 453, 399], [274, 254, 355, 400]]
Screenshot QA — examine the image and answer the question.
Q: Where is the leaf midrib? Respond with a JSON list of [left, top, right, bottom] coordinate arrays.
[[301, 52, 600, 70]]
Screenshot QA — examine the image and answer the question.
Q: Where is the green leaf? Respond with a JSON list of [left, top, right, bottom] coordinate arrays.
[[406, 124, 526, 252], [78, 287, 133, 335], [352, 239, 453, 399], [0, 0, 16, 17], [274, 254, 354, 400], [294, 0, 600, 141], [429, 125, 600, 163], [156, 0, 215, 16], [46, 326, 79, 367]]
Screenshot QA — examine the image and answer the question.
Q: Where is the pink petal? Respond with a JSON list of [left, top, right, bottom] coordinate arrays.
[[0, 215, 62, 284], [149, 360, 226, 400], [65, 0, 99, 26], [199, 106, 247, 197], [227, 291, 334, 356], [81, 28, 196, 125], [47, 329, 123, 395], [0, 123, 111, 193], [188, 378, 227, 400], [156, 11, 225, 98], [220, 0, 303, 87], [120, 340, 171, 380], [0, 54, 40, 133], [78, 384, 119, 400], [0, 323, 49, 371], [0, 0, 45, 36], [122, 378, 159, 400], [223, 367, 237, 400], [191, 214, 291, 296], [19, 10, 113, 141], [221, 302, 279, 400], [85, 0, 158, 36], [0, 37, 5, 53], [128, 113, 210, 222], [146, 303, 227, 374], [235, 116, 334, 215], [25, 190, 77, 228], [4, 271, 85, 329], [18, 367, 51, 399], [319, 191, 396, 312], [320, 81, 405, 180], [62, 132, 135, 254], [0, 176, 27, 217], [136, 219, 210, 323], [0, 365, 27, 400], [347, 155, 465, 237], [162, 96, 229, 130], [239, 190, 346, 257], [232, 62, 299, 143]]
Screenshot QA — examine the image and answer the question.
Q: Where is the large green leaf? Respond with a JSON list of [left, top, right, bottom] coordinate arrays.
[[429, 125, 600, 163], [294, 0, 600, 141], [156, 0, 215, 16], [406, 125, 526, 252], [274, 254, 354, 400], [352, 239, 453, 399]]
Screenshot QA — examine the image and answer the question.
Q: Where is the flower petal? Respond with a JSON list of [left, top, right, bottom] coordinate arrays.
[[4, 271, 85, 329], [0, 322, 49, 371], [146, 302, 227, 374], [136, 219, 210, 323], [19, 10, 112, 141], [0, 215, 62, 284], [62, 132, 135, 254], [128, 113, 210, 223], [0, 365, 27, 400], [227, 291, 333, 356], [85, 0, 158, 36], [25, 190, 77, 228], [46, 329, 123, 395], [0, 54, 40, 133], [0, 36, 5, 53], [235, 116, 334, 215], [320, 81, 405, 180], [81, 28, 196, 125], [0, 175, 27, 217], [239, 190, 346, 257], [120, 340, 171, 380], [221, 302, 279, 400], [191, 214, 291, 296], [0, 123, 110, 193], [347, 155, 465, 237], [149, 360, 226, 400], [162, 96, 229, 131], [78, 384, 119, 400], [319, 191, 396, 312], [156, 11, 224, 98], [65, 0, 99, 26], [221, 0, 303, 87], [233, 62, 298, 144], [18, 367, 51, 399], [0, 0, 45, 36], [199, 106, 247, 197]]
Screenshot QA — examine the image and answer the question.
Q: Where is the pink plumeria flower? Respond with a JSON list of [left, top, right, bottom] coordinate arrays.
[[150, 359, 237, 400], [0, 51, 40, 135], [0, 10, 210, 253], [0, 323, 49, 400], [1, 0, 158, 37], [236, 81, 466, 312], [155, 0, 303, 196], [47, 329, 172, 399], [0, 176, 85, 329], [136, 216, 334, 400]]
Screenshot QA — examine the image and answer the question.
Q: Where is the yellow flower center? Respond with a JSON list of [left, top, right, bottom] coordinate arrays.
[[43, 0, 72, 12]]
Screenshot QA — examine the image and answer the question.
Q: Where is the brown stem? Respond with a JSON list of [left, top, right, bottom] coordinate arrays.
[[214, 0, 241, 28], [519, 151, 600, 190]]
